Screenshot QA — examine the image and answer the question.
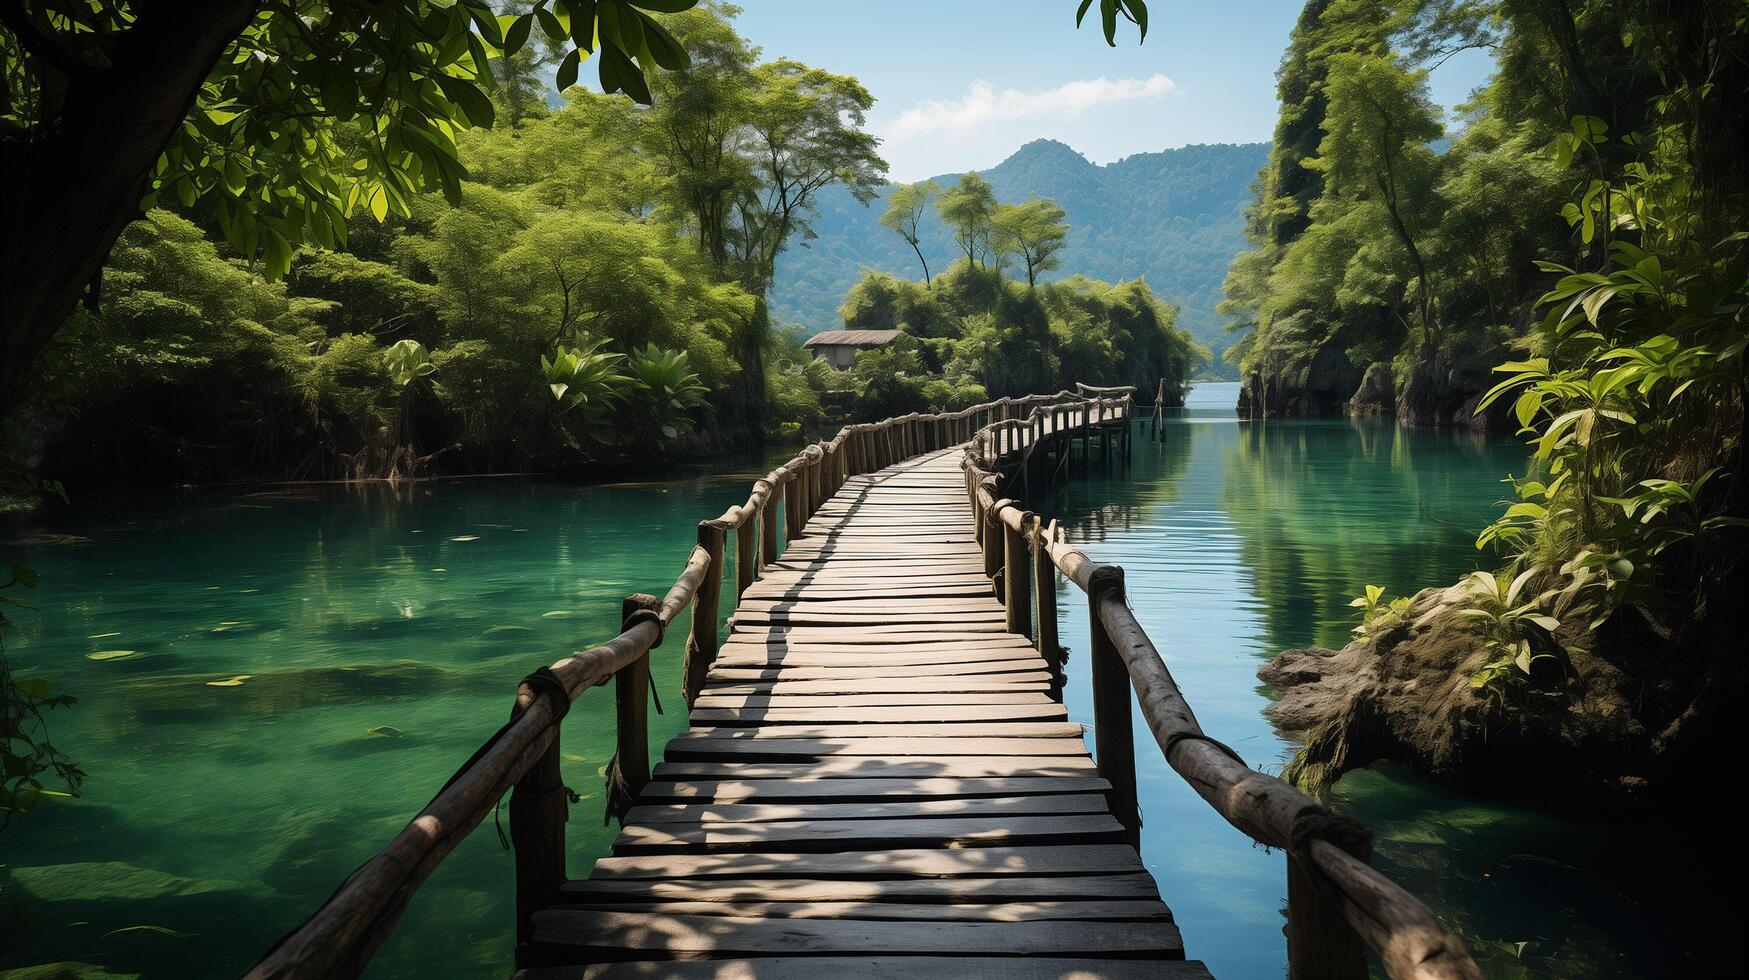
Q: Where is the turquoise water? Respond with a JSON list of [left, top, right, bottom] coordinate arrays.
[[1038, 382, 1730, 979], [0, 390, 1726, 978], [0, 467, 768, 978]]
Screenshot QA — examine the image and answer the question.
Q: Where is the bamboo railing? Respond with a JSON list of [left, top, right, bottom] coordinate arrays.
[[963, 389, 1484, 980], [245, 388, 1108, 980]]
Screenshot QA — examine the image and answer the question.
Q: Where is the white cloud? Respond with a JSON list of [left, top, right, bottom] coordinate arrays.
[[882, 74, 1177, 144]]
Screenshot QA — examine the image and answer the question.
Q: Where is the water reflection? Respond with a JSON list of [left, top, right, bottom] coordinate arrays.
[[1036, 382, 1728, 979]]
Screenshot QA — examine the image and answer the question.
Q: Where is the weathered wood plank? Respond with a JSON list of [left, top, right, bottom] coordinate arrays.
[[558, 872, 1158, 905], [528, 911, 1185, 960], [525, 957, 1214, 980], [586, 843, 1146, 880], [622, 795, 1111, 827], [637, 776, 1113, 802]]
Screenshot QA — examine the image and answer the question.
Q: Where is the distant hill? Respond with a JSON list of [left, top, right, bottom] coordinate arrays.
[[770, 138, 1270, 361]]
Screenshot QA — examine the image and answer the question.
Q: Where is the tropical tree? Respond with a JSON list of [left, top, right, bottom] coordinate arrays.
[[0, 0, 702, 422], [937, 173, 998, 268], [880, 181, 940, 285], [992, 198, 1070, 286]]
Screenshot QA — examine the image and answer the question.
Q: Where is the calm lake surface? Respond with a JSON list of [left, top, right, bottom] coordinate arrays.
[[0, 382, 1724, 978]]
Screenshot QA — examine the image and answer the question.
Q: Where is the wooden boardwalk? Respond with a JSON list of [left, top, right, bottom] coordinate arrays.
[[252, 390, 1478, 980], [521, 448, 1211, 977]]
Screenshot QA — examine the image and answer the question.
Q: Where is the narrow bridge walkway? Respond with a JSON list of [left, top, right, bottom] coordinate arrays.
[[521, 448, 1212, 977]]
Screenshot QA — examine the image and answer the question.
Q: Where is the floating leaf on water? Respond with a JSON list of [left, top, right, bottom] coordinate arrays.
[[410, 529, 424, 533], [205, 675, 251, 687], [239, 588, 260, 594], [103, 924, 195, 940], [484, 625, 534, 634], [541, 610, 578, 619], [448, 535, 481, 542], [87, 650, 137, 662], [88, 632, 121, 639], [431, 568, 447, 573], [367, 726, 406, 738], [206, 586, 220, 591]]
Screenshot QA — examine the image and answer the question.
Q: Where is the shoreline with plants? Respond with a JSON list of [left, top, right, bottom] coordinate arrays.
[[1242, 0, 1746, 808]]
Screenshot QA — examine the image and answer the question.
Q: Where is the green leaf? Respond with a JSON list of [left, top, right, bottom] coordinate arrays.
[[504, 13, 533, 54], [87, 650, 138, 662], [556, 49, 581, 90]]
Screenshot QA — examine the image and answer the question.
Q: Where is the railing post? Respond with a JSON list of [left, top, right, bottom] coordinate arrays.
[[1032, 518, 1061, 691], [1087, 564, 1140, 848], [684, 520, 726, 706], [984, 497, 1007, 580], [603, 593, 655, 821], [735, 505, 757, 599], [784, 471, 803, 542], [761, 479, 779, 566], [509, 691, 567, 949], [1003, 509, 1032, 636], [1287, 840, 1371, 980]]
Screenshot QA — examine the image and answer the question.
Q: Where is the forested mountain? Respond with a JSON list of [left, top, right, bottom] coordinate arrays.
[[771, 139, 1268, 360]]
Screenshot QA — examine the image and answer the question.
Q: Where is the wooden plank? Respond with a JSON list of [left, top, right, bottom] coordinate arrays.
[[674, 722, 1084, 740], [638, 776, 1113, 802], [554, 900, 1174, 922], [666, 736, 1088, 760], [651, 757, 1099, 780], [558, 872, 1157, 905], [704, 660, 1047, 681], [610, 814, 1127, 854], [529, 957, 1214, 980], [529, 911, 1184, 960], [700, 677, 1053, 696], [585, 843, 1146, 881], [688, 704, 1069, 725], [692, 692, 1055, 710], [623, 794, 1112, 824]]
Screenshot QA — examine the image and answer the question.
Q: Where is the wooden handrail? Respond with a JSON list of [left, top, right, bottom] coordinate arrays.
[[963, 394, 1483, 980]]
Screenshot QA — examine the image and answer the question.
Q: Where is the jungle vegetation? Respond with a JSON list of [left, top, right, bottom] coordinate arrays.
[[0, 0, 1150, 818], [1241, 0, 1747, 793]]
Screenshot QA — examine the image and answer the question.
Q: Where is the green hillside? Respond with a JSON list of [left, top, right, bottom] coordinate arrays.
[[770, 139, 1269, 361]]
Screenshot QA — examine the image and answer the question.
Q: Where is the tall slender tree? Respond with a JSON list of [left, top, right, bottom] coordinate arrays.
[[880, 181, 940, 285], [937, 173, 997, 268]]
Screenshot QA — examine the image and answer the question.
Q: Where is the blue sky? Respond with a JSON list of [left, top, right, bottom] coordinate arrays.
[[731, 0, 1495, 181]]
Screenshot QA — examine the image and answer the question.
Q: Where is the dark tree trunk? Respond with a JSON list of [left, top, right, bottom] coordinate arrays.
[[0, 0, 258, 420]]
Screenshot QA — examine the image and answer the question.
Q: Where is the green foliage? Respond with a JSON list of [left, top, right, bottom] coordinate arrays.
[[1348, 583, 1411, 637], [937, 173, 997, 267], [992, 198, 1070, 287], [1455, 569, 1565, 694], [623, 345, 708, 446], [382, 340, 437, 389], [2, 0, 701, 281], [2, 549, 82, 824], [881, 181, 940, 284], [831, 261, 1204, 402], [543, 340, 628, 425]]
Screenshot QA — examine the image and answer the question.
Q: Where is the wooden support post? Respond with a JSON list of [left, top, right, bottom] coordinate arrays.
[[983, 498, 1007, 580], [1003, 510, 1032, 637], [683, 521, 726, 706], [1087, 565, 1140, 847], [734, 509, 757, 599], [613, 593, 655, 802], [783, 473, 801, 543], [1287, 843, 1371, 980], [761, 482, 779, 566], [509, 690, 568, 948], [1032, 519, 1061, 689]]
